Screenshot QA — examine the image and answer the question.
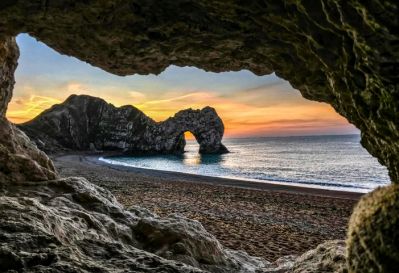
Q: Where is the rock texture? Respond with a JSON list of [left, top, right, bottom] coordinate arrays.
[[347, 184, 399, 273], [0, 1, 397, 182], [0, 1, 398, 272], [0, 37, 57, 183], [0, 175, 350, 273], [262, 240, 346, 273], [0, 36, 15, 116], [19, 94, 228, 155], [0, 176, 268, 273]]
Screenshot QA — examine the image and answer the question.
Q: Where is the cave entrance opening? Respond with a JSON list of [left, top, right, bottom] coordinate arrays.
[[7, 34, 390, 191]]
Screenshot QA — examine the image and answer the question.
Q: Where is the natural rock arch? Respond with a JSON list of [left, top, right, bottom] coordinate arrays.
[[19, 95, 228, 155], [0, 1, 398, 272], [152, 107, 229, 154]]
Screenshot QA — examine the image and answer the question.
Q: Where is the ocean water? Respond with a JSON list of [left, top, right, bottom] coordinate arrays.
[[99, 135, 390, 192]]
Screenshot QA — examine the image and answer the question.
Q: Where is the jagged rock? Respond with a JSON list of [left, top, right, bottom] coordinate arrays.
[[0, 119, 57, 183], [0, 37, 57, 183], [0, 177, 270, 273], [0, 175, 348, 273], [346, 185, 399, 273], [19, 94, 228, 155], [261, 240, 346, 273], [0, 36, 16, 117], [290, 240, 346, 273], [133, 214, 268, 272]]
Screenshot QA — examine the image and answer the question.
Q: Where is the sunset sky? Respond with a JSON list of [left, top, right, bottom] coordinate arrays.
[[7, 34, 358, 138]]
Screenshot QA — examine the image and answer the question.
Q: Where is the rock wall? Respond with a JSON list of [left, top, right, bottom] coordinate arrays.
[[19, 94, 228, 155], [0, 37, 57, 183], [0, 1, 397, 182], [0, 36, 15, 117]]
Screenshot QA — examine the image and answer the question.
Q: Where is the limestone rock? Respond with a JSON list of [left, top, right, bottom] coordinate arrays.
[[133, 214, 268, 272], [347, 184, 399, 273], [0, 175, 349, 273], [0, 36, 17, 117], [0, 118, 57, 182], [0, 176, 269, 273], [0, 37, 57, 183], [19, 94, 228, 155], [262, 240, 346, 273]]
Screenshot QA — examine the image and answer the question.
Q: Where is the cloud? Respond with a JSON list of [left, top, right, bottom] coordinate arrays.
[[129, 91, 146, 102], [66, 82, 87, 92], [7, 95, 62, 123]]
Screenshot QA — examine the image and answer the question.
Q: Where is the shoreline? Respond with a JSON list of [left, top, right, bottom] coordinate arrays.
[[53, 153, 361, 261], [92, 154, 363, 200]]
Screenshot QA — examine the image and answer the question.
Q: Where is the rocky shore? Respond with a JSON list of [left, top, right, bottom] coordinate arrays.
[[54, 154, 361, 262]]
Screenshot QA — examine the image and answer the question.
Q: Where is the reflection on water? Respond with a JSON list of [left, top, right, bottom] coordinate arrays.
[[182, 140, 201, 165], [100, 135, 390, 192], [182, 142, 224, 165], [183, 152, 202, 165]]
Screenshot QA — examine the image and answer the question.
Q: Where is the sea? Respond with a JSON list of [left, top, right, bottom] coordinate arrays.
[[99, 134, 390, 193]]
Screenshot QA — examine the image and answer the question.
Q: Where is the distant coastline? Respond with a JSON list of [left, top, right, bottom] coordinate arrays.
[[220, 133, 360, 140]]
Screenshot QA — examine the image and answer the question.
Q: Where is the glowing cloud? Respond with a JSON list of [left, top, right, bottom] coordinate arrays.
[[7, 95, 62, 123]]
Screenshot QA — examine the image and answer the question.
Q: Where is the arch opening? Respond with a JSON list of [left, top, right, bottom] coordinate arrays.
[[182, 131, 201, 165]]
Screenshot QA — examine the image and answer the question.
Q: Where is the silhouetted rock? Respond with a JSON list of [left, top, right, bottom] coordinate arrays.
[[19, 95, 228, 155]]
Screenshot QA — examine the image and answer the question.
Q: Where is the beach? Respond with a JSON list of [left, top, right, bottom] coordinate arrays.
[[53, 153, 362, 261]]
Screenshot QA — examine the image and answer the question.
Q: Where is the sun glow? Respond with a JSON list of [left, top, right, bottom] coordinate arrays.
[[7, 95, 61, 123], [184, 131, 196, 140]]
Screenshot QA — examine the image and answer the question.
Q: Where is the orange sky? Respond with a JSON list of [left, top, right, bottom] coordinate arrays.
[[7, 90, 355, 138], [6, 34, 358, 138]]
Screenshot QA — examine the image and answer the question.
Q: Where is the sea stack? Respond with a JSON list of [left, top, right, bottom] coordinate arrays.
[[18, 94, 229, 155]]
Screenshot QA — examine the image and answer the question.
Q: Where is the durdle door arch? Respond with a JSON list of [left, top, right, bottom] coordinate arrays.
[[0, 1, 398, 272], [156, 107, 229, 154]]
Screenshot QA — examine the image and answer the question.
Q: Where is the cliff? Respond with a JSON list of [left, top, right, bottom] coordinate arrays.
[[19, 94, 228, 155]]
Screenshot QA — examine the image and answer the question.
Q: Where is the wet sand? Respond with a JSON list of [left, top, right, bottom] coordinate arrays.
[[53, 153, 362, 261]]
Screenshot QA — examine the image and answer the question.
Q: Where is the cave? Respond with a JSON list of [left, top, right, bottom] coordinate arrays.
[[0, 1, 398, 272]]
